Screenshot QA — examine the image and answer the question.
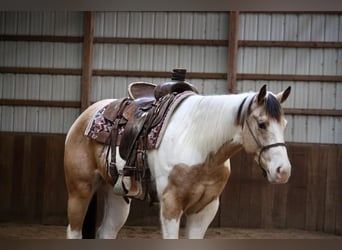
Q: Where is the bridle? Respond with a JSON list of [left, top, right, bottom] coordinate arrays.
[[245, 119, 286, 177], [242, 99, 287, 178]]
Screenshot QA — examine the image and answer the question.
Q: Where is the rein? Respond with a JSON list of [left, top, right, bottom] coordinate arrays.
[[241, 97, 287, 178]]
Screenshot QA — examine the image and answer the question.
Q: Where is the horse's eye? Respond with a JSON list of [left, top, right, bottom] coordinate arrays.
[[258, 122, 267, 130]]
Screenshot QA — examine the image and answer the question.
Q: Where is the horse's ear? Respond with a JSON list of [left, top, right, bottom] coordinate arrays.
[[276, 86, 291, 104], [257, 84, 267, 105]]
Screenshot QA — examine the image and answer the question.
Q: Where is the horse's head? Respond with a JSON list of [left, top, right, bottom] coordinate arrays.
[[240, 85, 291, 184]]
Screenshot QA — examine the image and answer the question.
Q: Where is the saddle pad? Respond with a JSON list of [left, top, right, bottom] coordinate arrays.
[[147, 91, 195, 149], [84, 104, 124, 144]]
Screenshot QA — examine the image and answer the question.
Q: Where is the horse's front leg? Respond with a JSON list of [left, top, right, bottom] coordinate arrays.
[[185, 198, 219, 239], [160, 190, 183, 239]]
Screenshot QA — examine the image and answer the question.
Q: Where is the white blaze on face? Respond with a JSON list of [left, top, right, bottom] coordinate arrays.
[[262, 119, 291, 184]]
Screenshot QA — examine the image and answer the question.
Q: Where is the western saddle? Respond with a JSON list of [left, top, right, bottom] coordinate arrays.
[[100, 69, 198, 201]]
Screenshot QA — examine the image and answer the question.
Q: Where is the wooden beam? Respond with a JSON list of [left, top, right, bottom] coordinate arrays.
[[284, 108, 342, 117], [238, 73, 342, 82], [0, 35, 83, 43], [0, 35, 227, 46], [240, 11, 342, 14], [239, 40, 342, 48], [92, 70, 226, 79], [2, 66, 341, 83], [1, 67, 341, 83], [94, 37, 227, 46], [81, 11, 94, 112], [0, 99, 80, 108], [79, 12, 96, 239], [227, 11, 239, 93], [0, 67, 81, 75], [2, 35, 342, 49], [1, 99, 340, 117]]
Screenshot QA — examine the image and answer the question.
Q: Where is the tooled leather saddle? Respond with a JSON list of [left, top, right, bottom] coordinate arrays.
[[97, 69, 198, 201]]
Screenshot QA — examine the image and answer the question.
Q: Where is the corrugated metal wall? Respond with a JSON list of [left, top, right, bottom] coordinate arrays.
[[237, 13, 342, 144], [92, 12, 229, 101], [0, 12, 82, 133], [0, 11, 341, 144]]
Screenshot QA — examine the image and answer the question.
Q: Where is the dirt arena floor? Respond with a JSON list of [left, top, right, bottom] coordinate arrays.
[[0, 223, 341, 239]]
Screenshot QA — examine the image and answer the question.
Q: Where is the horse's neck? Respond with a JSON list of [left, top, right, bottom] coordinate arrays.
[[175, 93, 251, 159]]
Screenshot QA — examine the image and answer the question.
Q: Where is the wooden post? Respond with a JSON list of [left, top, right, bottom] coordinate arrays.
[[227, 11, 239, 94], [80, 11, 97, 239], [81, 11, 94, 112]]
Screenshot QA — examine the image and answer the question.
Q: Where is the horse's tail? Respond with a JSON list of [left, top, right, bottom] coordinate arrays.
[[82, 194, 97, 239]]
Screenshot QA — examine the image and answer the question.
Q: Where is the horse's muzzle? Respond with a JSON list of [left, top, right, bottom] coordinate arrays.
[[269, 165, 291, 184]]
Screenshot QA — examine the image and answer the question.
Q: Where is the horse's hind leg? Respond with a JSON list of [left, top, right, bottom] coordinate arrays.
[[66, 182, 95, 239], [185, 198, 219, 239], [97, 184, 130, 239]]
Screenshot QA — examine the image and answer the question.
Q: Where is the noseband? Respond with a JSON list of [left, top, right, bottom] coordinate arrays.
[[245, 119, 287, 178]]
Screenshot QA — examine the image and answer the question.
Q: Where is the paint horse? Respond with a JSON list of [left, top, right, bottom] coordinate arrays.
[[64, 83, 292, 239]]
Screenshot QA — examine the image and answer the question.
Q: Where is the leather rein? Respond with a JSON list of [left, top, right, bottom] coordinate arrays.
[[240, 96, 287, 178]]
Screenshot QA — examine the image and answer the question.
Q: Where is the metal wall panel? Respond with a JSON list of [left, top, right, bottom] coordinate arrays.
[[92, 12, 229, 105], [0, 73, 81, 133], [239, 13, 341, 42], [135, 45, 230, 73], [93, 12, 229, 39], [0, 11, 83, 36], [1, 74, 81, 101], [0, 11, 82, 134], [237, 13, 341, 144], [92, 11, 229, 74], [0, 41, 82, 68], [238, 48, 341, 75]]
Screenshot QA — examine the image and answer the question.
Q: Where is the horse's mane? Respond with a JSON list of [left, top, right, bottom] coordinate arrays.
[[236, 93, 255, 127]]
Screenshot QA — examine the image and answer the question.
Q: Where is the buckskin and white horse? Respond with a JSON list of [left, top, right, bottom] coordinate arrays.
[[64, 82, 291, 239]]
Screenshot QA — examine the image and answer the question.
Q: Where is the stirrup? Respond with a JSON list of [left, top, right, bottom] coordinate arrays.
[[113, 174, 142, 197], [113, 175, 129, 196]]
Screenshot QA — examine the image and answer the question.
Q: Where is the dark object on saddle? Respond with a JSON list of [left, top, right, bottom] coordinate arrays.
[[103, 69, 198, 201], [155, 69, 199, 99]]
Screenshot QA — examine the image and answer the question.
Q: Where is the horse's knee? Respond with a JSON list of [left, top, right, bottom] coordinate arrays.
[[160, 192, 183, 239], [161, 191, 183, 222]]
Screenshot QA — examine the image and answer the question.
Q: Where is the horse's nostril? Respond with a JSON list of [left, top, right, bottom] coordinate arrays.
[[276, 166, 282, 174]]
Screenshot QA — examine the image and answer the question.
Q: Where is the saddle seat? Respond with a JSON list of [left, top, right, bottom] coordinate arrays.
[[128, 82, 156, 100]]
